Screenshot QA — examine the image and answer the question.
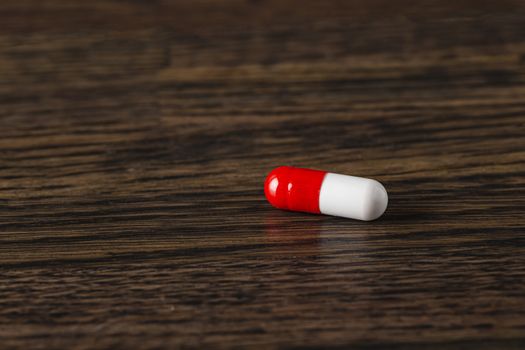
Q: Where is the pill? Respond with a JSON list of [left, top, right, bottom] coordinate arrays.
[[264, 166, 388, 221]]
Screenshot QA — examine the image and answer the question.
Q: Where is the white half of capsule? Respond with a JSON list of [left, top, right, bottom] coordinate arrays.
[[318, 173, 388, 221]]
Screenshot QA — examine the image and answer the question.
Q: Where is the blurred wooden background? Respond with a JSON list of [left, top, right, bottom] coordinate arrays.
[[1, 0, 524, 349]]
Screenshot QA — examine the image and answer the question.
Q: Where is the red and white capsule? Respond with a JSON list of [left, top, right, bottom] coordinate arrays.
[[264, 166, 388, 221]]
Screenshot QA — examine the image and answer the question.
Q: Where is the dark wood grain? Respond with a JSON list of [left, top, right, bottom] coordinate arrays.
[[1, 1, 525, 349]]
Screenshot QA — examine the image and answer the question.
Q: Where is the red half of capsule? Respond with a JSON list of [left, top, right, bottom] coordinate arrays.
[[264, 166, 327, 214]]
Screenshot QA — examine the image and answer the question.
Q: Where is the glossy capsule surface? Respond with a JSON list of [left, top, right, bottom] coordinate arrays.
[[264, 166, 388, 221]]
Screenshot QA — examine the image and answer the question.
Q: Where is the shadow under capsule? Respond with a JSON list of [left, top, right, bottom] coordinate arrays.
[[263, 211, 325, 257], [262, 209, 384, 256]]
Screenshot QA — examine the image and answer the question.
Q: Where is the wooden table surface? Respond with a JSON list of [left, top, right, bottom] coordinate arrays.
[[1, 1, 525, 349]]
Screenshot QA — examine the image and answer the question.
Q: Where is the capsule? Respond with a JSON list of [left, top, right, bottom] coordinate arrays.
[[264, 166, 388, 221]]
